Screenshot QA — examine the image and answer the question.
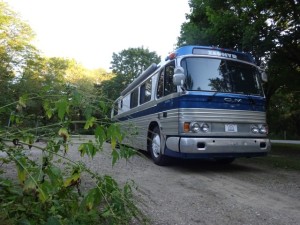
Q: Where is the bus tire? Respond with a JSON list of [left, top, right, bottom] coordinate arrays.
[[149, 126, 169, 166]]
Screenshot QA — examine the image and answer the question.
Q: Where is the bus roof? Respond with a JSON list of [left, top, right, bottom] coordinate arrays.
[[166, 45, 255, 63], [119, 45, 256, 98]]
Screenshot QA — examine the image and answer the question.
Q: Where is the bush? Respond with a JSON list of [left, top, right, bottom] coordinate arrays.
[[0, 93, 147, 225]]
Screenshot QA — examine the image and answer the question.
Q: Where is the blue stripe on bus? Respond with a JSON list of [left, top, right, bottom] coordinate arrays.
[[116, 94, 265, 121]]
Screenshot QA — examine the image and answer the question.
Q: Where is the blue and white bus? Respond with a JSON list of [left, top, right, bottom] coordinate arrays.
[[112, 46, 271, 165]]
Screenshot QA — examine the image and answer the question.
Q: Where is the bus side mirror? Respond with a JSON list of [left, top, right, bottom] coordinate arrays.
[[173, 67, 186, 86], [261, 71, 268, 82]]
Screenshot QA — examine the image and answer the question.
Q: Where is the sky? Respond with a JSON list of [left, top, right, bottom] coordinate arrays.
[[6, 0, 190, 71]]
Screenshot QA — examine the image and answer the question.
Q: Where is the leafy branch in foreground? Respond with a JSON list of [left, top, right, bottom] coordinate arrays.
[[0, 92, 148, 225]]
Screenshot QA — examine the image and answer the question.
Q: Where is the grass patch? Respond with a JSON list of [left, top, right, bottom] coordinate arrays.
[[240, 143, 300, 171]]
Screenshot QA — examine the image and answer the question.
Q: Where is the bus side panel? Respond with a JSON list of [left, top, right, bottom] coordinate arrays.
[[116, 101, 160, 151], [155, 93, 180, 130]]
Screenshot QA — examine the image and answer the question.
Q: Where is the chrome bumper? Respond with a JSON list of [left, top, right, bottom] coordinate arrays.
[[166, 137, 271, 154]]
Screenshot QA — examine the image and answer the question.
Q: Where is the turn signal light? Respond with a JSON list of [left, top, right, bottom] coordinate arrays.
[[184, 122, 190, 133]]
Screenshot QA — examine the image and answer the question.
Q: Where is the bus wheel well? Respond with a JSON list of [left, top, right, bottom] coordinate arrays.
[[147, 122, 159, 151]]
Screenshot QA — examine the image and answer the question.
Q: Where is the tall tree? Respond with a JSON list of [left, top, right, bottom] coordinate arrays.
[[178, 0, 299, 89], [64, 60, 115, 125], [177, 0, 300, 137], [0, 1, 36, 73], [178, 0, 299, 63], [0, 1, 37, 125], [101, 47, 160, 102]]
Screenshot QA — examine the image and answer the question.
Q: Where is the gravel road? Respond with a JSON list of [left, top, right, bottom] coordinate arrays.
[[4, 137, 300, 225], [65, 137, 300, 225]]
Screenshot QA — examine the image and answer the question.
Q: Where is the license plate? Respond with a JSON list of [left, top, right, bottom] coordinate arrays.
[[225, 124, 238, 132]]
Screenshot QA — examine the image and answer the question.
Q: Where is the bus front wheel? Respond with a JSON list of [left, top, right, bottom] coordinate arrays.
[[149, 127, 169, 166]]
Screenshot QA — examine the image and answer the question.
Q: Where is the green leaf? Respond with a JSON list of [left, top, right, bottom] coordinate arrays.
[[0, 179, 12, 188], [72, 90, 82, 105], [84, 116, 96, 129], [43, 101, 53, 119], [9, 113, 15, 123], [22, 133, 35, 147], [101, 208, 112, 218], [18, 95, 28, 108], [15, 156, 27, 184], [23, 176, 36, 191], [95, 125, 106, 146], [56, 98, 69, 120], [108, 124, 123, 140], [58, 127, 69, 142], [82, 188, 100, 211], [47, 165, 63, 186], [123, 182, 134, 199], [38, 183, 49, 203], [78, 143, 86, 157], [107, 123, 123, 149], [63, 171, 80, 187], [78, 142, 97, 158], [99, 100, 107, 113], [119, 145, 137, 160], [111, 149, 119, 166]]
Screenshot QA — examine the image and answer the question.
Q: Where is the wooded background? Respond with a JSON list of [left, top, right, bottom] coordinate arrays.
[[1, 0, 299, 139]]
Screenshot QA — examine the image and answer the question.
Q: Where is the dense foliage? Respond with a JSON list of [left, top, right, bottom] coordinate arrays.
[[177, 0, 300, 138], [0, 2, 147, 224], [0, 91, 146, 224]]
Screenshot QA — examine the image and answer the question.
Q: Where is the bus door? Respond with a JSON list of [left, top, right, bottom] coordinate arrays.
[[156, 61, 178, 137]]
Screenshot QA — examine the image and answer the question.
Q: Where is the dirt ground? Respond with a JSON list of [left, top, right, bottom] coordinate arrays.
[[68, 139, 300, 225], [2, 138, 300, 225]]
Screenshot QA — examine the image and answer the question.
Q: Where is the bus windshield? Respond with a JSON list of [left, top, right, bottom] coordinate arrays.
[[181, 57, 264, 96]]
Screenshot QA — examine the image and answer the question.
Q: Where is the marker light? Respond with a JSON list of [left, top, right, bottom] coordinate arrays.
[[184, 122, 190, 133], [169, 52, 176, 60], [165, 52, 176, 61]]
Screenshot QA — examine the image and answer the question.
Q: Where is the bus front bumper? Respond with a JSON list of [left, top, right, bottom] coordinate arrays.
[[165, 137, 270, 158]]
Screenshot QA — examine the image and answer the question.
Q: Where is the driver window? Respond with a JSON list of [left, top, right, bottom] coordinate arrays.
[[164, 62, 176, 95], [156, 61, 176, 98]]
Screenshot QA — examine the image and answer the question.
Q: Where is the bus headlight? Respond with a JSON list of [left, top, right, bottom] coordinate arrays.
[[251, 125, 259, 134], [259, 124, 268, 134], [186, 122, 210, 133], [190, 122, 201, 133], [200, 123, 209, 132], [251, 124, 268, 134]]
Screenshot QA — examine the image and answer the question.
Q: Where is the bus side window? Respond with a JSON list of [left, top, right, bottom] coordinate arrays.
[[140, 84, 146, 104], [130, 88, 139, 108], [140, 78, 152, 104]]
